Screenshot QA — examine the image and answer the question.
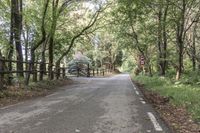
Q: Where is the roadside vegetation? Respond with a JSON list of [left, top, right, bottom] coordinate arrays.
[[0, 79, 72, 107], [133, 74, 200, 121], [132, 75, 200, 133]]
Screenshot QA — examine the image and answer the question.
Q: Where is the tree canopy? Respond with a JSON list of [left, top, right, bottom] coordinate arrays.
[[1, 0, 200, 83]]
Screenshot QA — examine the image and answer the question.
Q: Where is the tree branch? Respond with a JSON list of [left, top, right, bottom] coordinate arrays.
[[56, 6, 104, 65]]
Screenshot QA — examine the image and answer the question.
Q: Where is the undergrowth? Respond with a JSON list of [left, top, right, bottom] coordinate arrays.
[[133, 74, 200, 122], [0, 79, 72, 99]]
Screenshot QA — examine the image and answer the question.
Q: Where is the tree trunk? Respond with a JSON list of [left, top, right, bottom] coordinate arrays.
[[0, 52, 4, 89], [48, 36, 55, 80], [162, 2, 168, 76], [40, 39, 48, 81], [176, 41, 183, 80], [23, 24, 29, 71], [192, 24, 197, 71], [176, 0, 186, 80], [28, 0, 49, 82], [157, 1, 168, 76], [13, 0, 24, 77], [55, 61, 60, 79], [7, 0, 15, 84], [48, 0, 59, 80], [157, 5, 164, 75]]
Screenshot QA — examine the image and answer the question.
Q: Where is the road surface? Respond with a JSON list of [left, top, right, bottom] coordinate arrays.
[[0, 74, 171, 133]]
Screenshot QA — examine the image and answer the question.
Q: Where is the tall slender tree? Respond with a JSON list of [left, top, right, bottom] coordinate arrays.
[[12, 0, 23, 77]]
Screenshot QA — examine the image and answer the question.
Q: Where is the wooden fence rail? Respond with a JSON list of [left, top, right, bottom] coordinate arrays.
[[75, 67, 106, 77], [0, 58, 109, 88], [0, 58, 66, 86]]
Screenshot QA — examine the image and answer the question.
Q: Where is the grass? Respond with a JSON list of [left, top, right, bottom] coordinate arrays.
[[133, 74, 200, 121], [0, 79, 72, 107]]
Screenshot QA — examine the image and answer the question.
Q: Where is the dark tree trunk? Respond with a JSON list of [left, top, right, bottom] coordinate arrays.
[[176, 0, 186, 80], [157, 5, 164, 75], [176, 26, 184, 80], [0, 52, 4, 89], [162, 2, 168, 76], [40, 40, 47, 81], [7, 0, 15, 84], [176, 39, 184, 80], [13, 0, 24, 77], [192, 24, 197, 71], [48, 36, 54, 80], [157, 1, 168, 76], [48, 0, 59, 80], [55, 61, 60, 79]]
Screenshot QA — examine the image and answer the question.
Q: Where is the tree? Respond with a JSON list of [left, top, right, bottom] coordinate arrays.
[[12, 0, 23, 77]]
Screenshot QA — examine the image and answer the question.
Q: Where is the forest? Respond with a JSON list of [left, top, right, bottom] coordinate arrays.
[[0, 0, 200, 130]]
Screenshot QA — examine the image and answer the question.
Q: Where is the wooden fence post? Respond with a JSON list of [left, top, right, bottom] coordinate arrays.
[[87, 64, 90, 77], [97, 69, 99, 75], [56, 66, 60, 80], [33, 63, 38, 82], [76, 62, 79, 77], [62, 68, 65, 78], [25, 61, 31, 85], [52, 67, 55, 80], [7, 60, 12, 85], [0, 58, 4, 89], [39, 62, 45, 81]]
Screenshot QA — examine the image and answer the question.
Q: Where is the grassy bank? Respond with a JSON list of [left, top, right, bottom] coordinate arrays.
[[133, 75, 200, 121], [0, 79, 72, 107]]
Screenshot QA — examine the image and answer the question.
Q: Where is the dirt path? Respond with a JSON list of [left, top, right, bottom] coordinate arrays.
[[0, 74, 171, 133]]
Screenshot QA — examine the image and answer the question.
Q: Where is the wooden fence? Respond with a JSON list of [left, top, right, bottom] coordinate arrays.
[[0, 58, 108, 88], [0, 58, 66, 86], [75, 64, 107, 77]]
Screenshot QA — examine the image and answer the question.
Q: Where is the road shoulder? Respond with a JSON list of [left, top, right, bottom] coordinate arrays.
[[133, 80, 200, 133]]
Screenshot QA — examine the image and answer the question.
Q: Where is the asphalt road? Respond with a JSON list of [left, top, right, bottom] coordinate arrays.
[[0, 74, 172, 133]]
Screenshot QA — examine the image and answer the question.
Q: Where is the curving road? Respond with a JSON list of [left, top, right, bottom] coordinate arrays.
[[0, 74, 171, 133]]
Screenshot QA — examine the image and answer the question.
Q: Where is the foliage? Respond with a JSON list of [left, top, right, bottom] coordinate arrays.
[[133, 75, 200, 121]]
